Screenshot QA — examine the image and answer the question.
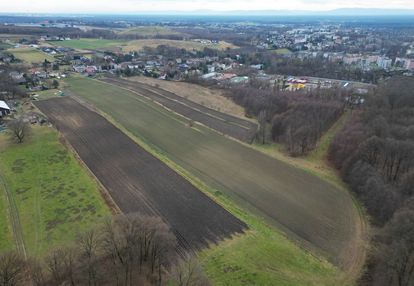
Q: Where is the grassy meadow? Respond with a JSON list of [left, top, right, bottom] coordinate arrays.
[[117, 26, 185, 37], [8, 47, 55, 63], [49, 38, 126, 51], [121, 39, 237, 52], [63, 76, 364, 284], [271, 48, 292, 54], [0, 126, 111, 256], [49, 37, 237, 52]]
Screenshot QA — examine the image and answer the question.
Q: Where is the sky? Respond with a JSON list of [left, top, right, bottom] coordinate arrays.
[[1, 0, 414, 14]]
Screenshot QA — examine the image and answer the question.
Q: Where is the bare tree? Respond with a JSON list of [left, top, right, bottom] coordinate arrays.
[[257, 110, 267, 145], [77, 229, 101, 286], [101, 214, 177, 286], [172, 255, 210, 286], [0, 251, 26, 286], [8, 118, 30, 143], [46, 248, 76, 286], [26, 258, 45, 286]]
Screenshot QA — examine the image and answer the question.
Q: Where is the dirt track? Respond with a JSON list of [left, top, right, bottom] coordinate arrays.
[[102, 77, 258, 143], [35, 97, 247, 251]]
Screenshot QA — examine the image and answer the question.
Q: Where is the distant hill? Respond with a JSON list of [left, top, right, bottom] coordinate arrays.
[[176, 8, 414, 16], [113, 8, 414, 17]]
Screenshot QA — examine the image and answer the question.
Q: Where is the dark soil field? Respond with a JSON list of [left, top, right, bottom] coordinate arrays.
[[102, 77, 258, 143], [63, 77, 364, 270], [35, 97, 247, 250]]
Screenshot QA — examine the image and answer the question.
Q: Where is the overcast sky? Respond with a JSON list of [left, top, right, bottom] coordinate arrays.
[[1, 0, 413, 13]]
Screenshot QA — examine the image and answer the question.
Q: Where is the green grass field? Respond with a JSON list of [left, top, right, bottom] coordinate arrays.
[[62, 76, 364, 284], [49, 38, 126, 51], [0, 42, 12, 50], [0, 126, 111, 256], [118, 26, 184, 37], [0, 179, 13, 252], [8, 48, 55, 63], [270, 48, 292, 54], [49, 37, 236, 52], [122, 39, 237, 52]]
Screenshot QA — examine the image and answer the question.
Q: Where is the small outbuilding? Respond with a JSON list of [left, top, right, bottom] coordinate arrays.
[[0, 100, 10, 117]]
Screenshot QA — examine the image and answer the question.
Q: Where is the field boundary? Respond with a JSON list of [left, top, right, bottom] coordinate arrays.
[[58, 136, 122, 215], [33, 104, 122, 216], [0, 173, 27, 258]]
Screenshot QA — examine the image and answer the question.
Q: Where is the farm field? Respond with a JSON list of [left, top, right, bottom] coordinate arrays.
[[49, 38, 237, 52], [117, 26, 185, 37], [63, 76, 364, 272], [126, 76, 247, 118], [8, 47, 55, 63], [0, 42, 12, 50], [121, 39, 238, 52], [35, 97, 246, 250], [49, 38, 126, 51], [102, 77, 257, 142], [271, 48, 292, 54], [0, 126, 110, 256]]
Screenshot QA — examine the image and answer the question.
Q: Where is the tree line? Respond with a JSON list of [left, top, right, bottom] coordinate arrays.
[[328, 77, 414, 285], [228, 86, 344, 156], [0, 214, 208, 286]]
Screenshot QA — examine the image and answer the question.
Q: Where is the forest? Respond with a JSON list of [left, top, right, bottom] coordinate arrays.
[[329, 77, 414, 285]]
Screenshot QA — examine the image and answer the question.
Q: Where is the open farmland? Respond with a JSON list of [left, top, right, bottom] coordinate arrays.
[[49, 38, 126, 51], [63, 76, 364, 271], [8, 47, 55, 63], [103, 77, 257, 142], [121, 39, 238, 52], [126, 76, 247, 118], [0, 126, 110, 256], [50, 38, 236, 52], [117, 26, 185, 37], [35, 97, 246, 250]]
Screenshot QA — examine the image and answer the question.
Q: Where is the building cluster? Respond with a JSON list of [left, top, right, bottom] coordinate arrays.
[[258, 25, 414, 73]]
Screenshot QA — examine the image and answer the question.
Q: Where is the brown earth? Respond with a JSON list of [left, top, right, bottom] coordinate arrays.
[[35, 97, 247, 251]]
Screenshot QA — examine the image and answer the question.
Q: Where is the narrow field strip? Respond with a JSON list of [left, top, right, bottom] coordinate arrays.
[[102, 77, 258, 142]]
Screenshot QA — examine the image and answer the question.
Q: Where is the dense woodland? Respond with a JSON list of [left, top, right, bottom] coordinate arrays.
[[329, 77, 414, 285], [0, 214, 208, 286], [228, 87, 344, 155]]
